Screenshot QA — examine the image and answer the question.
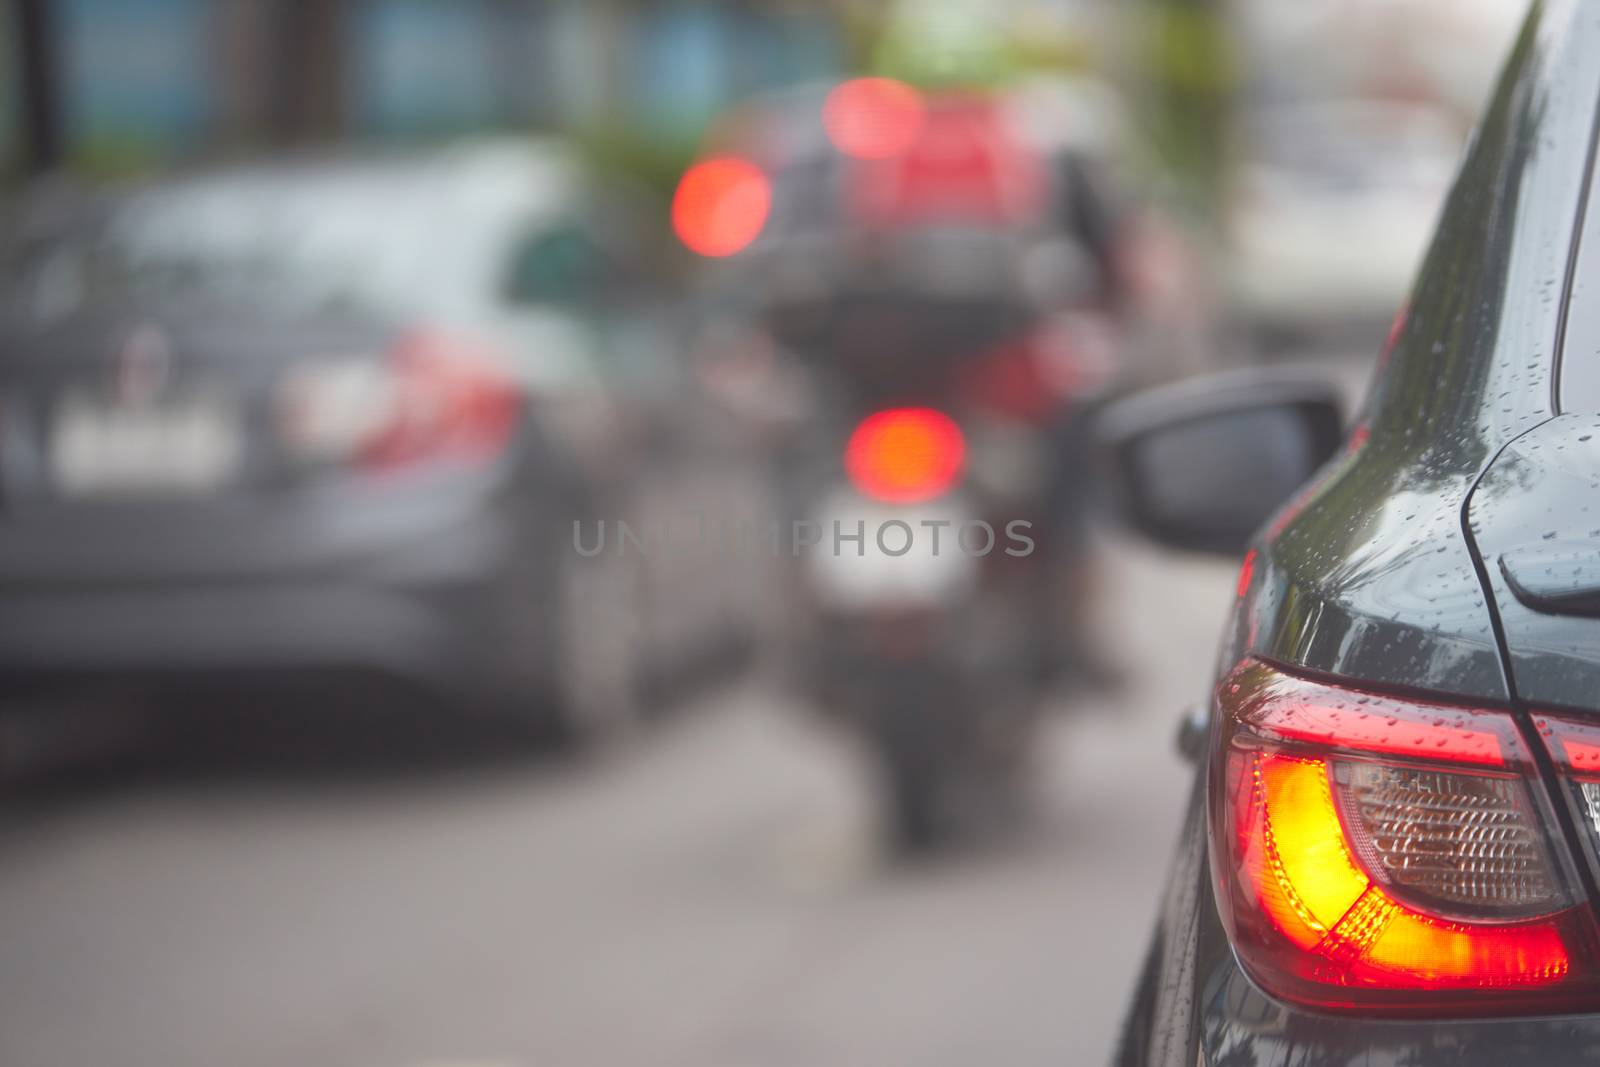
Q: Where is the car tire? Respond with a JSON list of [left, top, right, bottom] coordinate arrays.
[[870, 667, 959, 853]]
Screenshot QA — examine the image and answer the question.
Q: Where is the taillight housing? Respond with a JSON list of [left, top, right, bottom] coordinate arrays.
[[1212, 659, 1600, 1014], [279, 329, 522, 476]]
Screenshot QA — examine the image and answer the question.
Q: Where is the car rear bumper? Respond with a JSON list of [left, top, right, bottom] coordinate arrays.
[[0, 511, 556, 707], [1199, 950, 1600, 1067], [0, 584, 471, 685]]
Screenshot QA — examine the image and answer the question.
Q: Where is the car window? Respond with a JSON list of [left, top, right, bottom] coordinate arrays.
[[0, 172, 523, 326]]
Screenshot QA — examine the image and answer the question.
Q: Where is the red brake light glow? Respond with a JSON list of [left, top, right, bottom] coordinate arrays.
[[1534, 715, 1600, 897], [1235, 549, 1257, 599], [1538, 715, 1600, 778], [846, 97, 1046, 227], [278, 330, 522, 476], [360, 330, 522, 473], [1213, 660, 1600, 1013], [823, 78, 926, 160], [672, 157, 772, 258], [845, 408, 965, 504]]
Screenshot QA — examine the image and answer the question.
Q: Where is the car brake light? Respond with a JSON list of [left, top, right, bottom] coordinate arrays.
[[847, 98, 1047, 227], [1213, 659, 1600, 1014], [279, 329, 522, 475], [1534, 716, 1600, 885], [844, 408, 965, 504], [673, 157, 772, 258]]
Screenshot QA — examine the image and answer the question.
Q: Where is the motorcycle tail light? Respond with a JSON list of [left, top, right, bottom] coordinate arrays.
[[1212, 659, 1600, 1014], [844, 407, 966, 504]]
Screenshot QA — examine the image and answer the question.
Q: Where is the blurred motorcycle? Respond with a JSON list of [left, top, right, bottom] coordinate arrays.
[[681, 80, 1126, 848]]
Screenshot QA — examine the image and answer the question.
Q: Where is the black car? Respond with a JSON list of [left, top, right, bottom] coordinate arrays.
[[0, 141, 763, 744], [1103, 2, 1600, 1062]]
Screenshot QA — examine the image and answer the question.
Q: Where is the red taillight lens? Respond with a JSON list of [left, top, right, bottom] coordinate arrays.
[[844, 408, 965, 504], [846, 98, 1047, 228], [279, 330, 522, 476], [1536, 716, 1600, 887], [672, 157, 772, 258], [1213, 660, 1600, 1013]]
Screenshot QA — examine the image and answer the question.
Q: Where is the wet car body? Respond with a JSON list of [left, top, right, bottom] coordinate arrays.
[[1118, 3, 1600, 1064]]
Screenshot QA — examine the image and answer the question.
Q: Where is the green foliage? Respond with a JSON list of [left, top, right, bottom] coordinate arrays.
[[575, 124, 700, 198]]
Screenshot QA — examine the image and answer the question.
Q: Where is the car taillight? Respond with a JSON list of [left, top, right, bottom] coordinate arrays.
[[844, 408, 965, 504], [1213, 659, 1600, 1014], [1536, 716, 1600, 886], [279, 329, 522, 476], [673, 157, 772, 258], [846, 98, 1047, 228]]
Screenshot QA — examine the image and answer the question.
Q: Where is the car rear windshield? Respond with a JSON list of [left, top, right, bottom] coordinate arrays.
[[1, 169, 534, 325]]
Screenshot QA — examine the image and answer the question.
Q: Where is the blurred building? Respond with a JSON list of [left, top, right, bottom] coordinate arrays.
[[1234, 0, 1525, 118], [5, 0, 848, 176]]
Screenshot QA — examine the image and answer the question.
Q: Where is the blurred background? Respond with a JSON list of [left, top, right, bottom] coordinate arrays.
[[0, 2, 1525, 1066]]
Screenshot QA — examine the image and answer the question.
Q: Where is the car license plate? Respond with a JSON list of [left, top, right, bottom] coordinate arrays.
[[50, 396, 242, 498], [805, 488, 980, 611]]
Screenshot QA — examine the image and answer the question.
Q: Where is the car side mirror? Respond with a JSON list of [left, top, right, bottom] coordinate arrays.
[[1097, 369, 1345, 556]]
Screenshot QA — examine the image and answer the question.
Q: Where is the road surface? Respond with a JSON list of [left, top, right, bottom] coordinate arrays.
[[0, 536, 1236, 1067]]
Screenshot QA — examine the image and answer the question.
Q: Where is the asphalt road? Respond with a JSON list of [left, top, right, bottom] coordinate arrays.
[[0, 533, 1235, 1067]]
